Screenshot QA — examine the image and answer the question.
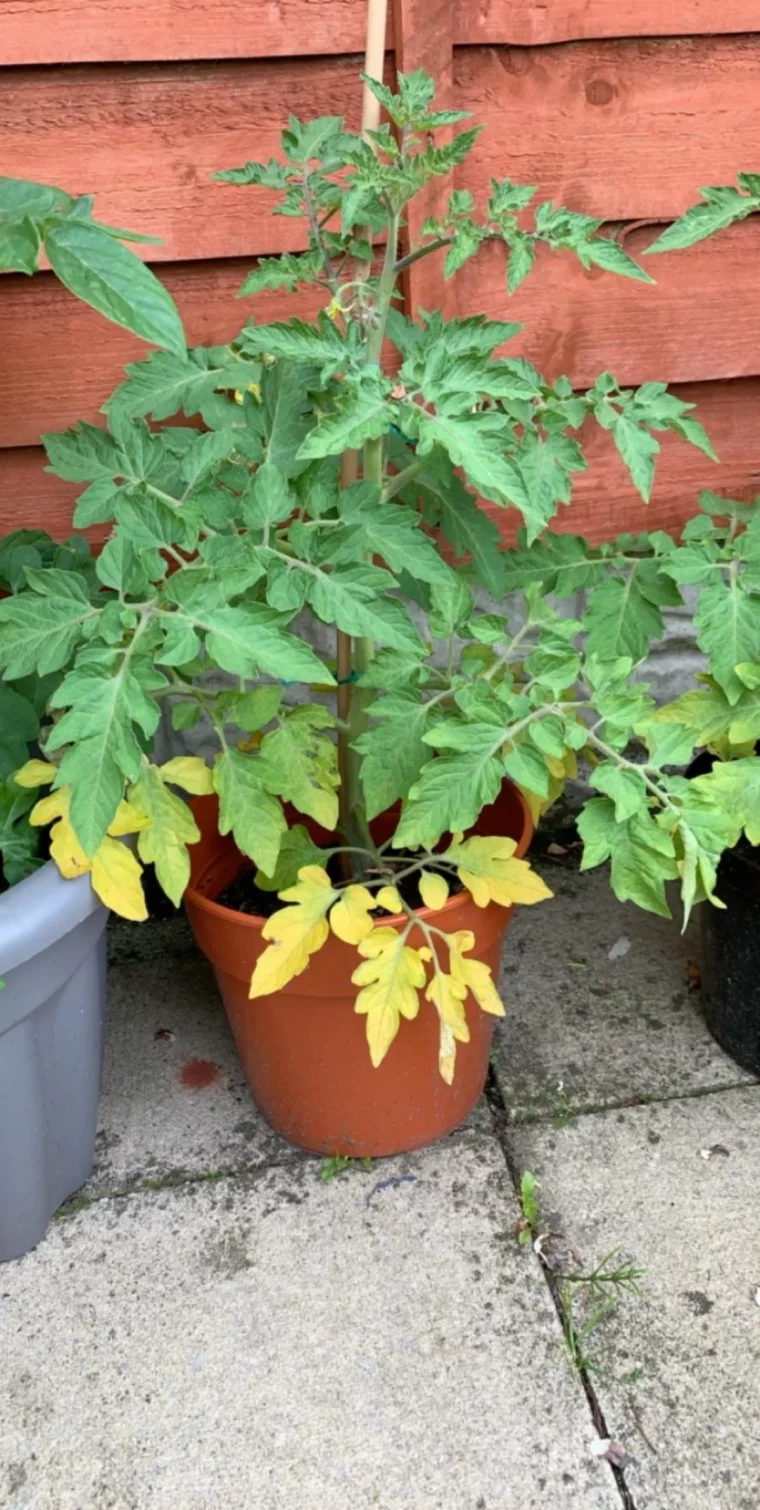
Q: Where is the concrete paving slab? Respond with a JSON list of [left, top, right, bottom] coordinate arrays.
[[1, 1132, 618, 1510], [495, 861, 755, 1122], [94, 915, 292, 1194], [511, 1085, 760, 1510]]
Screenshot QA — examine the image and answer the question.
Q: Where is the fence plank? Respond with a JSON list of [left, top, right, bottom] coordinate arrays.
[[3, 0, 757, 66], [0, 264, 325, 449], [461, 219, 760, 390], [466, 1, 760, 47], [4, 220, 760, 447], [456, 37, 760, 221], [5, 38, 759, 271], [0, 59, 369, 264], [3, 380, 759, 544]]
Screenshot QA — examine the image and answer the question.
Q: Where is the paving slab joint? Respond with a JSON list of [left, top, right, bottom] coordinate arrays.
[[484, 1069, 638, 1510]]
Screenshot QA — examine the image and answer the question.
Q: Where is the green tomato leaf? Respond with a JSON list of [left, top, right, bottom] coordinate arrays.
[[45, 219, 186, 355]]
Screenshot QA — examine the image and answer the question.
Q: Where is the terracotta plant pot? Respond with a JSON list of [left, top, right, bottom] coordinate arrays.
[[184, 783, 533, 1157]]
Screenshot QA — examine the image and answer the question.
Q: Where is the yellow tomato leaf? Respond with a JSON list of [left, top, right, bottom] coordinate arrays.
[[352, 930, 425, 1066], [418, 870, 449, 912], [426, 971, 469, 1042], [329, 884, 376, 944], [443, 835, 553, 908], [449, 933, 505, 1018], [49, 814, 91, 880], [90, 835, 148, 921], [426, 968, 470, 1083], [376, 885, 403, 914], [12, 759, 56, 788], [107, 799, 151, 837], [30, 785, 71, 826], [249, 866, 337, 998], [129, 763, 200, 907], [159, 756, 214, 796]]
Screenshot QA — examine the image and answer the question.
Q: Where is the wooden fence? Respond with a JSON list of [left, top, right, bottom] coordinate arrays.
[[2, 0, 760, 544]]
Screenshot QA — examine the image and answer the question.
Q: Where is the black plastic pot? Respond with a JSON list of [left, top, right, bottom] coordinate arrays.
[[701, 842, 760, 1076]]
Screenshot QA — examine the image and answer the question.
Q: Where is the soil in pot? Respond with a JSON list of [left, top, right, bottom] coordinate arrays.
[[184, 783, 532, 1159]]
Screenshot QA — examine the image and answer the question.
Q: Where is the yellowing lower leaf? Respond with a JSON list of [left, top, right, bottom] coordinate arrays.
[[90, 835, 148, 921], [449, 932, 504, 1018], [418, 870, 449, 912], [49, 814, 90, 880], [30, 786, 71, 826], [159, 756, 214, 795], [425, 970, 469, 1083], [443, 835, 553, 908], [130, 763, 200, 907], [249, 866, 337, 998], [376, 885, 403, 914], [13, 759, 56, 788], [352, 929, 426, 1067], [329, 884, 376, 944], [107, 799, 151, 837]]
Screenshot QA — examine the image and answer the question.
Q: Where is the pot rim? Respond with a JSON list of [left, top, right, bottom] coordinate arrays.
[[0, 860, 104, 977], [184, 782, 534, 933]]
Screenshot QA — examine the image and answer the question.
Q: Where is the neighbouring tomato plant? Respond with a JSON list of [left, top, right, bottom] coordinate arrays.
[[2, 75, 760, 1079]]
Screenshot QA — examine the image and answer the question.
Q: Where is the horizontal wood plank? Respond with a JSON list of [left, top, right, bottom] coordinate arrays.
[[0, 0, 386, 64], [457, 37, 760, 221], [0, 263, 325, 448], [3, 0, 757, 65], [0, 59, 368, 264], [4, 38, 760, 270], [3, 218, 760, 448], [468, 1, 760, 47], [3, 380, 759, 546], [459, 220, 760, 391]]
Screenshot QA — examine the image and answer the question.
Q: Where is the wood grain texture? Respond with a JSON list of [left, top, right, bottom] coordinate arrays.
[[0, 0, 385, 64], [456, 37, 760, 220], [392, 0, 456, 322], [484, 378, 760, 547], [0, 59, 370, 264], [463, 219, 760, 390], [4, 380, 759, 545], [4, 216, 760, 448], [3, 0, 756, 65], [5, 38, 759, 270], [0, 263, 326, 449], [466, 0, 760, 47]]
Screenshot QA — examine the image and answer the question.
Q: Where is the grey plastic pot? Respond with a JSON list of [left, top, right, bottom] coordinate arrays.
[[0, 862, 108, 1263]]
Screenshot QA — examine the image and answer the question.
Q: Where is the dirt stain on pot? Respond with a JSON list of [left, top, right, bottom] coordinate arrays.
[[179, 1058, 221, 1090]]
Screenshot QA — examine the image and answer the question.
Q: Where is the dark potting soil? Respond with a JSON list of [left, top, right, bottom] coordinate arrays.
[[215, 850, 464, 920]]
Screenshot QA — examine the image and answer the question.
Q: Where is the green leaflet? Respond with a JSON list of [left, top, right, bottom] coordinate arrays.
[[333, 486, 456, 588], [578, 798, 679, 918], [0, 779, 40, 887], [583, 569, 668, 662], [255, 824, 326, 891], [257, 706, 339, 830], [242, 313, 352, 377], [589, 761, 647, 822], [646, 181, 760, 254], [417, 456, 506, 597], [47, 654, 163, 855], [0, 573, 98, 679], [354, 695, 437, 821], [393, 724, 504, 849], [0, 684, 39, 776], [691, 760, 760, 847], [297, 372, 395, 459], [306, 565, 424, 653], [611, 416, 660, 502], [46, 219, 186, 355], [694, 578, 760, 704], [158, 588, 333, 685], [213, 749, 287, 875], [412, 409, 531, 520], [654, 681, 760, 748], [259, 362, 313, 475], [105, 347, 256, 423], [501, 533, 604, 597], [130, 763, 200, 907]]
